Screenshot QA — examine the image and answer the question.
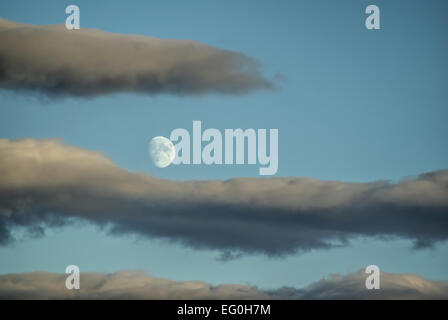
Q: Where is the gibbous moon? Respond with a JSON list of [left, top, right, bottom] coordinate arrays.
[[149, 136, 175, 168]]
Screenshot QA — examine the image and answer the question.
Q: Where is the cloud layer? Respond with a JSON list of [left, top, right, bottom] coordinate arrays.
[[0, 270, 447, 299], [0, 18, 274, 97], [0, 138, 447, 255]]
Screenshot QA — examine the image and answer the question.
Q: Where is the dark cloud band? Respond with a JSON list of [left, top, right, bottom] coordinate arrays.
[[0, 18, 275, 97], [0, 138, 447, 255]]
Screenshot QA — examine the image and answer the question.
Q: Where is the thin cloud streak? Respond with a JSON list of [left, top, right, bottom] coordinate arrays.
[[0, 270, 447, 299]]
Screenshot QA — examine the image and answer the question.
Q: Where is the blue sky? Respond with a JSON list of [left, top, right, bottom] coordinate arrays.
[[0, 0, 447, 289]]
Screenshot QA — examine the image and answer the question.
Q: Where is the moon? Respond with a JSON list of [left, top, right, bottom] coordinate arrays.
[[149, 136, 175, 168]]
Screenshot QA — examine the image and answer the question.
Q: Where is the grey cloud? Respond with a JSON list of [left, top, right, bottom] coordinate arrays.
[[271, 270, 448, 300], [0, 18, 275, 97], [0, 271, 269, 300], [0, 270, 447, 299], [0, 138, 447, 255]]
